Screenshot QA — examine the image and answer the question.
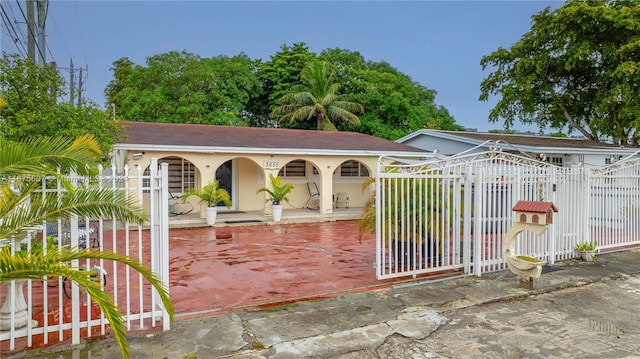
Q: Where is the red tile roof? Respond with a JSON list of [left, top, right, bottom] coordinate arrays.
[[512, 200, 558, 213], [119, 121, 426, 153]]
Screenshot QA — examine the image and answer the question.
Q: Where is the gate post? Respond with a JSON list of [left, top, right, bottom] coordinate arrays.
[[375, 159, 383, 279], [549, 166, 558, 264], [585, 168, 592, 246], [70, 214, 80, 345], [160, 162, 170, 330], [462, 166, 473, 274], [149, 158, 170, 330], [473, 167, 484, 276]]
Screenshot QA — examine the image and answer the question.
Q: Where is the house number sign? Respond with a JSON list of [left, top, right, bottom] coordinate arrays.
[[263, 160, 280, 169]]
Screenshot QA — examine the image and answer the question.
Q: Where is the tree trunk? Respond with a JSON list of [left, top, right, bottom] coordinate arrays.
[[316, 110, 324, 130]]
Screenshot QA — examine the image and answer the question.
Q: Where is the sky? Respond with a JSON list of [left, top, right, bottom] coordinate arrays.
[[0, 0, 562, 132]]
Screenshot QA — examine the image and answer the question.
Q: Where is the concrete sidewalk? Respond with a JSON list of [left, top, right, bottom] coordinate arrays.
[[11, 249, 640, 359]]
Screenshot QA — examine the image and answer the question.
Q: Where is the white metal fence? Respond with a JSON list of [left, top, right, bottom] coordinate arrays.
[[0, 159, 170, 352], [375, 150, 640, 280]]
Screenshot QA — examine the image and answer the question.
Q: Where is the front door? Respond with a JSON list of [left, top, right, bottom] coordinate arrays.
[[215, 160, 236, 210]]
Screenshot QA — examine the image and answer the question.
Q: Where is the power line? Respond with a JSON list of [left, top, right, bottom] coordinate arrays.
[[72, 1, 87, 65], [41, 0, 55, 64], [15, 0, 46, 63], [49, 6, 70, 61], [0, 3, 28, 58], [5, 1, 28, 50]]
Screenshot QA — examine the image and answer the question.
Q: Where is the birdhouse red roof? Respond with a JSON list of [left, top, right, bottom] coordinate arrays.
[[512, 201, 558, 213]]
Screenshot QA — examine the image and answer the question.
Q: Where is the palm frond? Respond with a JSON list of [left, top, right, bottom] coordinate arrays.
[[0, 135, 102, 180], [332, 100, 364, 114], [0, 187, 146, 240], [320, 119, 338, 131], [279, 106, 315, 124], [270, 60, 363, 130], [0, 246, 175, 359], [1, 134, 171, 359], [326, 107, 362, 127]]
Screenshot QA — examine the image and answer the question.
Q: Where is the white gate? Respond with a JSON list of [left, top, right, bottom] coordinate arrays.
[[375, 150, 640, 280], [589, 157, 640, 250], [0, 159, 170, 351]]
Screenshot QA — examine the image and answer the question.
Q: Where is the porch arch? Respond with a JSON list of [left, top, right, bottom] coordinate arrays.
[[209, 156, 263, 212], [147, 156, 200, 195], [332, 159, 373, 210], [270, 159, 324, 211]]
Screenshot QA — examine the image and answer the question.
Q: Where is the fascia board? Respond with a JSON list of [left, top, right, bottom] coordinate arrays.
[[402, 131, 639, 155], [111, 144, 429, 157], [526, 147, 638, 155], [396, 130, 487, 148], [395, 129, 430, 143]]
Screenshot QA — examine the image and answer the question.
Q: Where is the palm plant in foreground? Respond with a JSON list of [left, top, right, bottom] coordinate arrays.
[[271, 61, 364, 131], [0, 134, 174, 359]]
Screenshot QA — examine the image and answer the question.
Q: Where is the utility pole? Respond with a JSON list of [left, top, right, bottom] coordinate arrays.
[[69, 58, 75, 105], [50, 61, 57, 98], [77, 65, 83, 106], [36, 0, 47, 64], [27, 0, 35, 62]]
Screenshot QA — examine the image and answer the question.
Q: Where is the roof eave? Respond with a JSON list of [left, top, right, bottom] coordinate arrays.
[[398, 131, 638, 154], [397, 130, 485, 147], [112, 143, 429, 157]]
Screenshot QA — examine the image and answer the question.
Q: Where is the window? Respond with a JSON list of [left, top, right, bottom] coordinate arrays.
[[162, 156, 196, 193], [340, 160, 369, 177], [549, 157, 563, 167], [278, 160, 306, 177]]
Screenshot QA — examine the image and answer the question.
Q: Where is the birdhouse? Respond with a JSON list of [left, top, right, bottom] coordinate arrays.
[[512, 200, 558, 225]]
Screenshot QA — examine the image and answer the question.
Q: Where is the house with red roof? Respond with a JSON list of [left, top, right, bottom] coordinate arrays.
[[111, 121, 429, 217]]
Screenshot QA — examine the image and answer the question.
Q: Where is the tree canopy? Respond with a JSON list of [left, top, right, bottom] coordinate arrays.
[[480, 0, 640, 145], [104, 43, 462, 140], [264, 45, 462, 138], [105, 51, 262, 126], [323, 51, 463, 138], [0, 54, 120, 153]]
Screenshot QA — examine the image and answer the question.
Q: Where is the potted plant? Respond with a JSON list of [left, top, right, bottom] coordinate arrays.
[[575, 241, 597, 262], [181, 179, 231, 226], [256, 174, 293, 222]]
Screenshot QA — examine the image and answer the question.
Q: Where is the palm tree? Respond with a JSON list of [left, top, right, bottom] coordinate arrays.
[[0, 134, 174, 359], [271, 61, 364, 131]]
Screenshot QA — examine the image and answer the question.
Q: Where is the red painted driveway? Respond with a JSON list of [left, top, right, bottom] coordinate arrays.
[[168, 220, 396, 319]]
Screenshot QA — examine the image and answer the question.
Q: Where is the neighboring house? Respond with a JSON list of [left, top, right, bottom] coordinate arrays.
[[397, 130, 639, 167], [111, 121, 429, 216]]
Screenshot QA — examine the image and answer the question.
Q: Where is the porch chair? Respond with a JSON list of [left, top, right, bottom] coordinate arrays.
[[168, 190, 194, 216], [46, 220, 99, 250], [335, 192, 349, 209], [305, 182, 320, 210]]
